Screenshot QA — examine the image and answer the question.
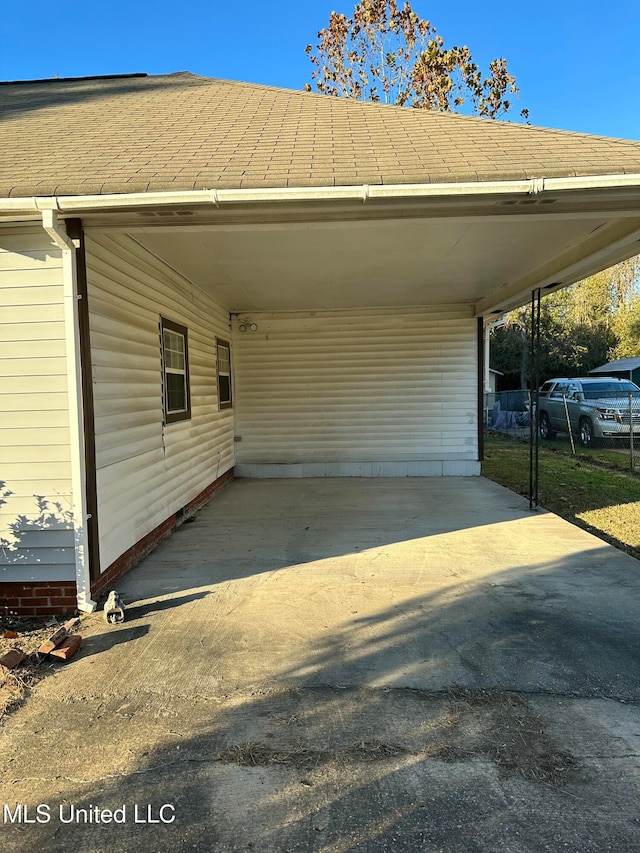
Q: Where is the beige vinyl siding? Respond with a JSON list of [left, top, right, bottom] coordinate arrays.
[[85, 233, 234, 572], [0, 231, 75, 582], [233, 307, 479, 476]]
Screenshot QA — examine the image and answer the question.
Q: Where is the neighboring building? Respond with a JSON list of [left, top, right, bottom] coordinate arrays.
[[488, 368, 503, 396], [2, 72, 640, 614], [589, 357, 640, 386]]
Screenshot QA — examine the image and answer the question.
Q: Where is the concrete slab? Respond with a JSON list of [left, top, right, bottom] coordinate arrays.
[[2, 477, 640, 852]]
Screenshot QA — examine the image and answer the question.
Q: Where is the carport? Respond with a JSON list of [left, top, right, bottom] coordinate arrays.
[[3, 71, 640, 852], [4, 475, 640, 851], [2, 72, 640, 614]]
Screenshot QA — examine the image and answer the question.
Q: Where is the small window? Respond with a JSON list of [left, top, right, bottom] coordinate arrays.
[[539, 381, 554, 398], [161, 317, 190, 423], [568, 382, 581, 400], [216, 338, 232, 410], [551, 382, 569, 399]]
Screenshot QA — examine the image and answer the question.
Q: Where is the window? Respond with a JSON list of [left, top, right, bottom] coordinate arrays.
[[216, 338, 232, 409], [161, 317, 190, 423], [550, 382, 569, 399], [568, 382, 581, 400]]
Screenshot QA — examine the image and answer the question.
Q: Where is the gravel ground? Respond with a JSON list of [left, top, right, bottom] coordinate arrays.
[[0, 614, 84, 718]]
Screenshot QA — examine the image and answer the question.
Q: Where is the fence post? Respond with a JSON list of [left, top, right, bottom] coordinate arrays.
[[630, 392, 635, 472], [563, 395, 576, 455], [528, 289, 541, 509]]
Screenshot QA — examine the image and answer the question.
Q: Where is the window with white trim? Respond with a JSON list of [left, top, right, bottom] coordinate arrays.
[[216, 338, 232, 409], [161, 317, 190, 423]]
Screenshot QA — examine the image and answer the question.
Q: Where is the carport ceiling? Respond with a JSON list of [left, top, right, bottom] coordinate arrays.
[[126, 208, 640, 315]]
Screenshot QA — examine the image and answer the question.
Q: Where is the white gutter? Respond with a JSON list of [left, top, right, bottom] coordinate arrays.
[[1, 172, 640, 215], [41, 210, 97, 614]]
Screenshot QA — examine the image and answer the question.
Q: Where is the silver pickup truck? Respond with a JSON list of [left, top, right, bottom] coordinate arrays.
[[538, 377, 640, 447]]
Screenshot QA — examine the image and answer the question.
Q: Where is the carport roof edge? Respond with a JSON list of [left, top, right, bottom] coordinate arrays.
[[2, 173, 640, 217], [3, 71, 640, 199]]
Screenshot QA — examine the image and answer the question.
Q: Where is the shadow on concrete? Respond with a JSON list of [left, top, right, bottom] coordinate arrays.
[[4, 539, 640, 852], [123, 591, 211, 620], [115, 478, 545, 598], [78, 624, 150, 658]]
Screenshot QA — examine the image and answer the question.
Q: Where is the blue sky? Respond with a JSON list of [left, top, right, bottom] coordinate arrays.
[[2, 1, 638, 139]]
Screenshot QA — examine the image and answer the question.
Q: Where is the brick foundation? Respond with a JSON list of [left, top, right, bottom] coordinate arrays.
[[91, 467, 234, 599], [0, 581, 78, 617]]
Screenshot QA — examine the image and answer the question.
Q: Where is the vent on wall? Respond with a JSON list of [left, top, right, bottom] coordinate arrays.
[[137, 210, 196, 218], [497, 198, 558, 206]]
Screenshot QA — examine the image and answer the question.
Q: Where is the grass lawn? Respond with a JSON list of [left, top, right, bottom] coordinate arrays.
[[482, 435, 640, 561], [536, 434, 638, 473]]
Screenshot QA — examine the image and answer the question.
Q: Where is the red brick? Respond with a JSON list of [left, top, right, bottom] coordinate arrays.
[[17, 586, 36, 597], [34, 606, 75, 616], [47, 591, 69, 600], [1, 581, 77, 617], [0, 650, 27, 672], [39, 586, 75, 598], [37, 627, 68, 655], [49, 626, 68, 644], [49, 635, 82, 661]]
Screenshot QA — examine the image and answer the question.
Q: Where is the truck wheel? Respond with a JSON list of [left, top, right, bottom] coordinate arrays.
[[539, 412, 556, 440], [579, 417, 596, 448]]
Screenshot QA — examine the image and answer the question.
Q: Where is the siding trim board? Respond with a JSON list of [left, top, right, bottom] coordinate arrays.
[[477, 317, 484, 463], [236, 461, 481, 478], [66, 219, 101, 583], [44, 214, 95, 613]]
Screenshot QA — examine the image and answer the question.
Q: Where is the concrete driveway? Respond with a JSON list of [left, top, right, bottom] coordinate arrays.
[[2, 477, 640, 852]]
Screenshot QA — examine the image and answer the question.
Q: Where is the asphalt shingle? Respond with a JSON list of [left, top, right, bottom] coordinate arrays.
[[1, 71, 640, 198]]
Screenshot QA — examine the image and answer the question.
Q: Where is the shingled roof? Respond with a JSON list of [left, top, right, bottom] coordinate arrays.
[[2, 71, 640, 199]]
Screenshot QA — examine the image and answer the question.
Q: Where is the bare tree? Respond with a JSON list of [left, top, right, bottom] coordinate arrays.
[[305, 0, 528, 119]]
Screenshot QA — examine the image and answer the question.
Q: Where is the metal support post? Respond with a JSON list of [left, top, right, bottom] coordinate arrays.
[[528, 288, 541, 509]]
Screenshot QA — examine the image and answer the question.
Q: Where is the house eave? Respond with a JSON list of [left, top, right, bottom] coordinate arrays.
[[2, 174, 639, 319], [1, 172, 640, 219]]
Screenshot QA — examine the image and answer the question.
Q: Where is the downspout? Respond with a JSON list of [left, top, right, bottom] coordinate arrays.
[[41, 210, 97, 613]]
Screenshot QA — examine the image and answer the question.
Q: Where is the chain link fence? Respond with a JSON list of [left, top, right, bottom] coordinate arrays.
[[485, 388, 638, 471]]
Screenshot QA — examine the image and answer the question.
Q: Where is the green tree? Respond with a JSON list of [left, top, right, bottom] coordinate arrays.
[[610, 301, 640, 359], [490, 256, 640, 388], [608, 256, 640, 359], [305, 0, 528, 119]]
